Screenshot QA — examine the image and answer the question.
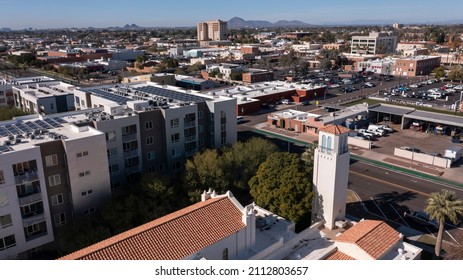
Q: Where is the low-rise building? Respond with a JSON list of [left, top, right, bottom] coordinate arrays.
[[351, 32, 397, 55], [393, 55, 441, 76]]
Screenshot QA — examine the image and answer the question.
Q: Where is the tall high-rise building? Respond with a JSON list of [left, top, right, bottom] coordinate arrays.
[[197, 20, 228, 41]]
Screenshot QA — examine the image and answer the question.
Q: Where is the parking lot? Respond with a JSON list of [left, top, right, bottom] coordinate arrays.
[[377, 80, 463, 111]]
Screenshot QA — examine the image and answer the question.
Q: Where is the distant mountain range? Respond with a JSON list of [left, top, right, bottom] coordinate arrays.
[[227, 17, 315, 28]]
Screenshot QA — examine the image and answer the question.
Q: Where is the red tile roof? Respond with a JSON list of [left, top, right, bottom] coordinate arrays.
[[325, 250, 356, 260], [335, 220, 400, 259], [318, 124, 351, 135], [59, 197, 245, 260]]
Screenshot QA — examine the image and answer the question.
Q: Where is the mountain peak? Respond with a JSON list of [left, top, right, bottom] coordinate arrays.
[[227, 17, 313, 29]]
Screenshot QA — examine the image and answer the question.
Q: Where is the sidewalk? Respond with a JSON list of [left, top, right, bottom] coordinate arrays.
[[253, 123, 463, 187]]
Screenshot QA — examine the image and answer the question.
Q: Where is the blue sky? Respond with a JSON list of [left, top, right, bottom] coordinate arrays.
[[1, 0, 462, 29]]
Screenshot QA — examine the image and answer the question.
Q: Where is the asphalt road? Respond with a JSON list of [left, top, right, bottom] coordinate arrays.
[[348, 159, 463, 242]]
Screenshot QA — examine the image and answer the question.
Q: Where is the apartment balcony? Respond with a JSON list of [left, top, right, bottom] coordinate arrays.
[[14, 170, 39, 185], [122, 133, 137, 143], [185, 149, 196, 158], [184, 121, 195, 129], [185, 135, 196, 143], [123, 149, 139, 159], [18, 192, 42, 206], [125, 166, 140, 175], [22, 209, 44, 220]]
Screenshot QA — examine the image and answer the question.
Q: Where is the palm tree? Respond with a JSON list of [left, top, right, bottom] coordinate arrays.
[[425, 189, 463, 257]]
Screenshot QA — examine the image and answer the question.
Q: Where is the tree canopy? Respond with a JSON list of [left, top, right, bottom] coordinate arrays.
[[249, 152, 314, 230]]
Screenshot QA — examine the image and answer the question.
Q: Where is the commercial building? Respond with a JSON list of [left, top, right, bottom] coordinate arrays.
[[393, 55, 441, 76], [197, 20, 228, 41], [242, 69, 274, 84], [356, 58, 397, 75], [351, 32, 397, 55]]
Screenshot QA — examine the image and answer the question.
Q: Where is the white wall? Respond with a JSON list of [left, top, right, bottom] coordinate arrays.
[[206, 97, 237, 149], [394, 148, 452, 168], [348, 137, 371, 149], [62, 128, 111, 214], [0, 146, 54, 259]]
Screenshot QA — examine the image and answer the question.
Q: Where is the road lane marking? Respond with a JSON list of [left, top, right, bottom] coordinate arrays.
[[350, 170, 431, 197]]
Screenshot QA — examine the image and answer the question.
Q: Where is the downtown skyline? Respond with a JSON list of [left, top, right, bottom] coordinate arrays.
[[1, 0, 463, 29]]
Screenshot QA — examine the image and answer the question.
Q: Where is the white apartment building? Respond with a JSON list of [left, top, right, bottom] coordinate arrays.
[[351, 32, 398, 55], [0, 145, 54, 259], [0, 114, 112, 259], [0, 79, 12, 107], [12, 79, 75, 115]]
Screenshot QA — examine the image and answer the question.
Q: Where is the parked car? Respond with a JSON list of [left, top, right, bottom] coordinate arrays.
[[281, 99, 291, 105], [358, 129, 374, 138], [401, 146, 422, 153], [404, 210, 438, 229], [378, 125, 394, 133]]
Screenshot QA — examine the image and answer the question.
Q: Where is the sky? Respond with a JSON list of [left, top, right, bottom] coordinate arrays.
[[1, 0, 463, 29]]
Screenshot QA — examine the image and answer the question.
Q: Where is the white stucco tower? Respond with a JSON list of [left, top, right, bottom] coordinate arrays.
[[312, 125, 350, 230]]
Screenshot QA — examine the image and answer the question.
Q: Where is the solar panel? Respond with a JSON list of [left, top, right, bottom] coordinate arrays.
[[136, 86, 206, 103], [24, 121, 40, 130], [44, 118, 62, 128], [4, 124, 20, 135], [0, 127, 9, 137], [14, 123, 30, 133], [88, 89, 132, 104], [34, 120, 52, 129], [0, 145, 11, 153], [53, 117, 67, 124]]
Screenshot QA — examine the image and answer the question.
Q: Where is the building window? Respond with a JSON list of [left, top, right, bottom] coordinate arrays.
[[0, 170, 4, 184], [223, 248, 228, 260], [45, 154, 58, 167], [327, 136, 332, 151], [198, 125, 203, 133], [147, 151, 155, 161], [198, 111, 203, 119], [79, 171, 91, 177], [0, 214, 13, 229], [54, 213, 66, 227], [171, 148, 181, 158], [171, 133, 180, 143], [77, 151, 89, 158], [170, 118, 179, 128], [172, 162, 181, 171], [321, 135, 326, 153], [51, 194, 64, 206], [109, 164, 119, 175], [0, 192, 8, 207], [105, 131, 116, 142], [81, 189, 93, 196], [146, 136, 154, 145], [0, 234, 16, 251], [48, 174, 61, 186], [145, 121, 153, 130], [83, 208, 95, 215], [107, 148, 118, 159], [221, 137, 227, 146]]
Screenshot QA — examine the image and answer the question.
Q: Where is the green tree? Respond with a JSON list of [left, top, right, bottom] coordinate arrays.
[[222, 137, 278, 191], [318, 58, 332, 71], [432, 65, 446, 80], [249, 152, 314, 230], [184, 149, 229, 202], [448, 65, 463, 82], [425, 189, 463, 257], [0, 106, 27, 121]]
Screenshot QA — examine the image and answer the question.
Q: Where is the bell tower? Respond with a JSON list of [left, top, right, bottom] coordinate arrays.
[[312, 125, 350, 230]]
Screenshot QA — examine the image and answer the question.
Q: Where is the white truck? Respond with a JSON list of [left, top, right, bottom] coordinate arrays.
[[444, 146, 463, 162], [367, 124, 386, 136]]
